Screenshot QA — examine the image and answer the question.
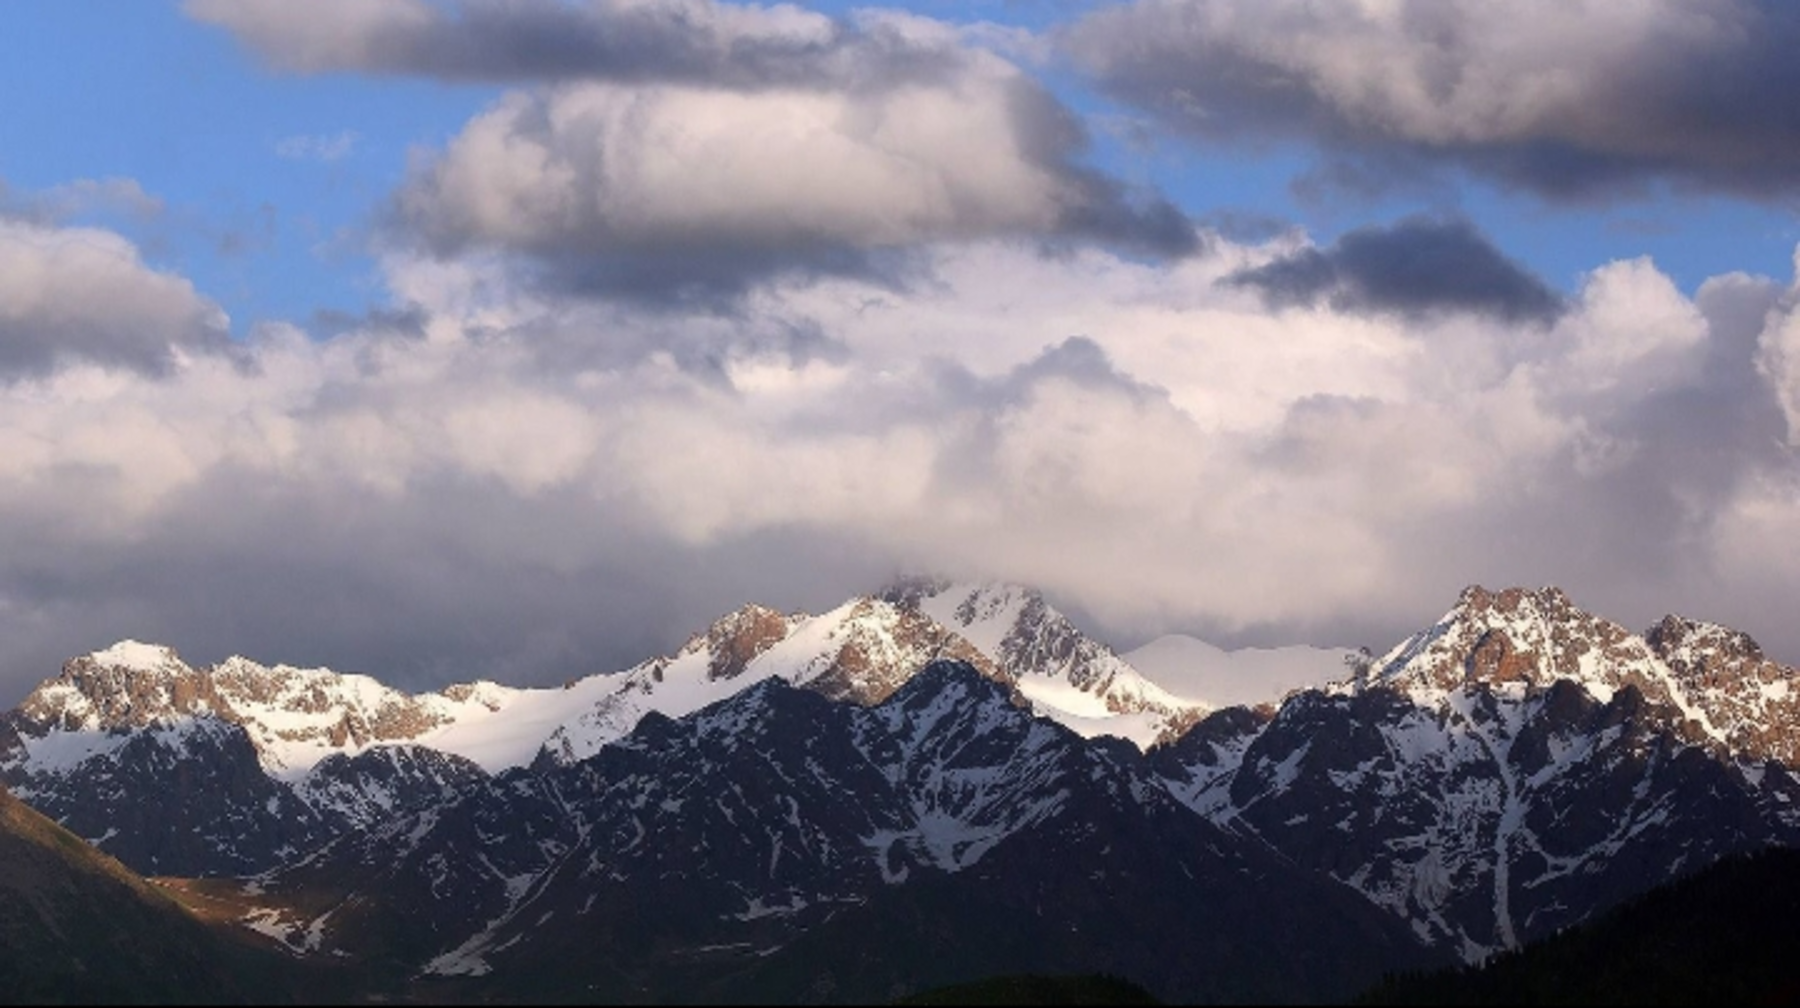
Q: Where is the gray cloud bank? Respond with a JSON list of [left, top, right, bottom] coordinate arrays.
[[1065, 0, 1800, 199]]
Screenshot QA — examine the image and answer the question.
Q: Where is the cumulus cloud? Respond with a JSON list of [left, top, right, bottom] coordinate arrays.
[[1226, 216, 1565, 323], [393, 70, 1194, 300], [191, 0, 1197, 297], [1064, 0, 1800, 199], [0, 218, 230, 377], [0, 225, 1797, 702]]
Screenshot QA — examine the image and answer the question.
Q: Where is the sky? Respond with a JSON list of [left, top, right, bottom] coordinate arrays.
[[1, 0, 1798, 701]]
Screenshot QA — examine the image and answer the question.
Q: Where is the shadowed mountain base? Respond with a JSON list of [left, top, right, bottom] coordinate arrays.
[[1360, 845, 1800, 1005]]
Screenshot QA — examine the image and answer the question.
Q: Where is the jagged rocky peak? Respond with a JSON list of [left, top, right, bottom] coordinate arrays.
[[1344, 585, 1800, 762], [694, 603, 795, 681], [17, 640, 224, 731], [665, 596, 1001, 698], [876, 573, 953, 610], [882, 577, 1198, 711], [807, 596, 1008, 703], [197, 655, 465, 766], [1363, 585, 1678, 705], [537, 595, 1010, 767], [1643, 613, 1800, 764], [1646, 614, 1769, 679]]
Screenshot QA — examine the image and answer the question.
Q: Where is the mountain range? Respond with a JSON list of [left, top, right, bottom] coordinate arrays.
[[1, 579, 1795, 1002]]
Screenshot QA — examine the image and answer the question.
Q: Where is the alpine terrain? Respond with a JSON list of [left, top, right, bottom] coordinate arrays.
[[1, 580, 1796, 1002]]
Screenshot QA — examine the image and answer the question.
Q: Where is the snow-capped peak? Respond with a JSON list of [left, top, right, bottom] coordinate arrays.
[[1329, 585, 1750, 756], [15, 641, 211, 733], [537, 596, 1002, 765], [880, 577, 1208, 748]]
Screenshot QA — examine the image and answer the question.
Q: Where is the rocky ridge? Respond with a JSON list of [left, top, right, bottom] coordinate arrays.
[[1152, 585, 1800, 960], [4, 581, 1797, 996], [197, 661, 1430, 1003], [0, 582, 1203, 877]]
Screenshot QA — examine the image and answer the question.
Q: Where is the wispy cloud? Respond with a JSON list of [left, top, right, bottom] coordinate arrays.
[[0, 176, 164, 223]]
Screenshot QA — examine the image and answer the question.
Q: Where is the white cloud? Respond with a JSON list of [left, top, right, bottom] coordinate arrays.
[[0, 211, 1797, 695], [392, 61, 1196, 297], [404, 76, 1065, 250]]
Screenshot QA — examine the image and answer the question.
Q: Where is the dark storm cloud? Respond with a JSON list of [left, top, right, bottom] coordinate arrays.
[[1064, 0, 1800, 200], [1226, 217, 1566, 323]]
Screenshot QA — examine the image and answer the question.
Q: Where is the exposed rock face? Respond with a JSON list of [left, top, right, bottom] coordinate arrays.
[[16, 645, 229, 732], [1646, 614, 1800, 764], [798, 599, 1005, 706], [1371, 586, 1689, 707], [537, 596, 1019, 767], [12, 644, 482, 777], [700, 604, 793, 682], [295, 746, 491, 828]]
